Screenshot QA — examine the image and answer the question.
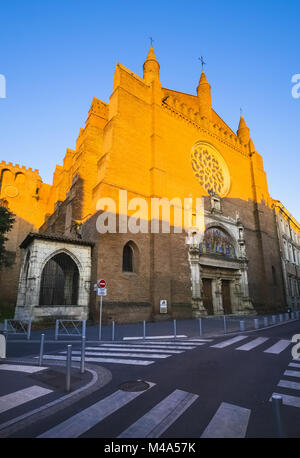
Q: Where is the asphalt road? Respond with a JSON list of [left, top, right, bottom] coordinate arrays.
[[1, 320, 300, 439]]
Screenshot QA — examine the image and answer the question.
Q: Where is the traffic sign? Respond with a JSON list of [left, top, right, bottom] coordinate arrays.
[[97, 288, 107, 296], [97, 279, 106, 289]]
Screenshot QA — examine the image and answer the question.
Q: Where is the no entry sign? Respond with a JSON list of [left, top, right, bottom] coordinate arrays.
[[97, 279, 106, 289]]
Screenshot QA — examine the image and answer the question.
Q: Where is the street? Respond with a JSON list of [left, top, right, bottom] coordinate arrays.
[[0, 319, 300, 439]]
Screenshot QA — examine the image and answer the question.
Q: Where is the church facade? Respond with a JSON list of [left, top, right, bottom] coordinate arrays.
[[1, 45, 300, 323]]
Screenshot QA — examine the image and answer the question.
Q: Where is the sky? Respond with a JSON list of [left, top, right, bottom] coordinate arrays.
[[0, 0, 299, 220]]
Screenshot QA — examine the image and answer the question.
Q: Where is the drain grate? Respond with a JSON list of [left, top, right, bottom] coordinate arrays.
[[119, 380, 150, 392]]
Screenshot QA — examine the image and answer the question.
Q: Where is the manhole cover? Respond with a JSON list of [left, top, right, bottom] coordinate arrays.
[[119, 380, 150, 392]]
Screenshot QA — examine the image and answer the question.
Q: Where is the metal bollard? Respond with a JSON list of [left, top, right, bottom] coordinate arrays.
[[240, 320, 245, 332], [199, 318, 203, 337], [55, 320, 59, 340], [82, 320, 86, 339], [80, 337, 85, 374], [38, 333, 45, 366], [279, 314, 283, 322], [173, 319, 177, 340], [272, 395, 285, 438], [263, 317, 268, 327], [272, 315, 276, 324], [3, 319, 8, 340], [27, 320, 32, 340], [66, 345, 72, 392], [291, 312, 295, 320], [254, 318, 259, 330], [112, 321, 115, 341], [223, 316, 227, 334], [143, 320, 146, 340], [285, 313, 289, 321]]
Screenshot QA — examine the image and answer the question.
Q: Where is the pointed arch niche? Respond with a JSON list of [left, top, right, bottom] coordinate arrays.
[[15, 233, 93, 322]]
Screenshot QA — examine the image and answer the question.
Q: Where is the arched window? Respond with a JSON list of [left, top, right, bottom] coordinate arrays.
[[200, 227, 236, 259], [39, 253, 79, 305], [122, 241, 139, 273], [123, 244, 133, 272]]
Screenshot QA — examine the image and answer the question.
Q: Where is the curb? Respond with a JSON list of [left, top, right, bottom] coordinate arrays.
[[0, 358, 112, 438]]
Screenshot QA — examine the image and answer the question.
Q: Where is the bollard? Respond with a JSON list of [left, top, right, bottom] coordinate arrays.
[[55, 320, 59, 340], [223, 316, 227, 334], [3, 319, 8, 340], [38, 333, 45, 366], [80, 336, 86, 374], [27, 320, 32, 340], [240, 320, 245, 332], [112, 321, 115, 341], [279, 314, 283, 322], [66, 345, 72, 392], [291, 312, 295, 320], [143, 320, 146, 340], [272, 315, 276, 324], [285, 313, 289, 321], [199, 318, 203, 337], [173, 319, 177, 340], [264, 317, 268, 327], [254, 318, 259, 330], [272, 395, 285, 438], [82, 320, 86, 339]]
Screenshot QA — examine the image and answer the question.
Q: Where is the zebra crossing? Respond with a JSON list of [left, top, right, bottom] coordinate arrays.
[[0, 364, 54, 423], [36, 383, 252, 438], [38, 338, 214, 367], [270, 359, 300, 409], [210, 335, 293, 355], [36, 334, 295, 367]]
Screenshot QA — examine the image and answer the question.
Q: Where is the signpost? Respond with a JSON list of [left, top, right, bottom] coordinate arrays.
[[97, 279, 107, 340]]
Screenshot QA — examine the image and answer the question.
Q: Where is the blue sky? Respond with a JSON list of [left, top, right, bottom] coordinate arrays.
[[0, 0, 299, 219]]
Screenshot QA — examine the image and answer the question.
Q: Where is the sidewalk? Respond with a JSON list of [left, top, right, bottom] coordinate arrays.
[[0, 357, 111, 438]]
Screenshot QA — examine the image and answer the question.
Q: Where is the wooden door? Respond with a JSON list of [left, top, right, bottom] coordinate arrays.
[[222, 280, 232, 314], [202, 278, 214, 315]]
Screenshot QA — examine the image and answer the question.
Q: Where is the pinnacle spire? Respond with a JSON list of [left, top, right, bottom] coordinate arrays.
[[143, 43, 160, 84], [197, 70, 212, 120], [237, 114, 250, 144], [145, 44, 158, 63]]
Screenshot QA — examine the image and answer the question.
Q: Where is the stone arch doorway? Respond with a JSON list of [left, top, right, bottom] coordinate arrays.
[[39, 253, 79, 306]]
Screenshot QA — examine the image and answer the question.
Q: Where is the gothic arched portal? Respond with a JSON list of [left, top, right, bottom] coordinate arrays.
[[39, 253, 79, 306]]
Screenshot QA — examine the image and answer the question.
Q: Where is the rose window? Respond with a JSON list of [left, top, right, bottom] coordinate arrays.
[[191, 143, 230, 197]]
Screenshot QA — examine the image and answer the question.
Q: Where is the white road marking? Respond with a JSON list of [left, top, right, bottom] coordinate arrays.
[[60, 350, 171, 359], [278, 380, 300, 390], [270, 392, 300, 408], [38, 355, 154, 366], [188, 339, 214, 342], [284, 370, 300, 379], [289, 363, 300, 369], [118, 389, 198, 438], [0, 386, 53, 414], [201, 402, 251, 438], [0, 364, 48, 373], [211, 336, 248, 349], [38, 383, 155, 438], [88, 344, 196, 350], [264, 340, 291, 354], [123, 335, 187, 340], [236, 337, 269, 351], [86, 345, 184, 354], [120, 341, 204, 347]]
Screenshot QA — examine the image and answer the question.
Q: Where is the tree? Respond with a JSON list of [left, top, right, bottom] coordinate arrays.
[[0, 199, 15, 269]]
